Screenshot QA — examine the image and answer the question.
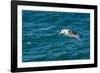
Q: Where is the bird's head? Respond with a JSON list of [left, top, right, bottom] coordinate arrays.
[[59, 29, 69, 35]]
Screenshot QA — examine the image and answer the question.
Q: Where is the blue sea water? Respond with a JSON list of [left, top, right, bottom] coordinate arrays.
[[22, 10, 90, 62]]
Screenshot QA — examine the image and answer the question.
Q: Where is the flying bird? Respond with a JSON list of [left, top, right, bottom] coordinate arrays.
[[59, 29, 80, 40]]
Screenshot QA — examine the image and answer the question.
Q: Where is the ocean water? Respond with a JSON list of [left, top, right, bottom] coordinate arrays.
[[22, 10, 90, 62]]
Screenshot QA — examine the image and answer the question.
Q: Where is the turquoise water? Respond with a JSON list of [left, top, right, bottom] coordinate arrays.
[[22, 10, 90, 62]]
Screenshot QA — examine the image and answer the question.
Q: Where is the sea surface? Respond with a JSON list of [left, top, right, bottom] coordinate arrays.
[[22, 10, 90, 62]]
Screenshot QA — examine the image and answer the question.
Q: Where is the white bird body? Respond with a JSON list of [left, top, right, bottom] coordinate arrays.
[[59, 29, 80, 40]]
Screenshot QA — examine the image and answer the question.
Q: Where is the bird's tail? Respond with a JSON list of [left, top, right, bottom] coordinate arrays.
[[75, 35, 80, 40]]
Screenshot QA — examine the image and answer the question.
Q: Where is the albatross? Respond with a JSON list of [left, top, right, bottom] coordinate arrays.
[[59, 29, 80, 40]]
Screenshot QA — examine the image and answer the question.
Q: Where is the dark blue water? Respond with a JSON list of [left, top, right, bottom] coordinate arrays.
[[22, 10, 90, 62]]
